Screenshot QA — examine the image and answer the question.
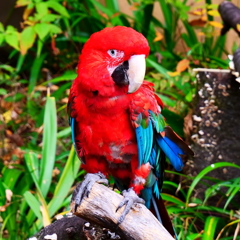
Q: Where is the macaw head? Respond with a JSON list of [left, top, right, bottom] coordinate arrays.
[[77, 26, 150, 97]]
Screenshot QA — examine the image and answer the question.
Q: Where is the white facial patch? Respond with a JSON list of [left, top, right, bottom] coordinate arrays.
[[107, 50, 124, 75]]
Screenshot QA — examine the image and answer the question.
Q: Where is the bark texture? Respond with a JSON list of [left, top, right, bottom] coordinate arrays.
[[188, 69, 240, 204]]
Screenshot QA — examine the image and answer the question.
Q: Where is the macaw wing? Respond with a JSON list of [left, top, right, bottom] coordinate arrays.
[[135, 110, 194, 190]]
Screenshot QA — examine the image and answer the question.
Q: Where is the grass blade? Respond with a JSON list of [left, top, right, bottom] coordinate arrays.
[[161, 193, 185, 207], [146, 58, 170, 79], [216, 219, 240, 240], [23, 191, 42, 221], [105, 0, 119, 12], [24, 151, 40, 184], [224, 177, 240, 209], [186, 162, 240, 205], [39, 96, 57, 198], [202, 216, 220, 240], [28, 53, 47, 94], [48, 145, 81, 216], [57, 127, 71, 139]]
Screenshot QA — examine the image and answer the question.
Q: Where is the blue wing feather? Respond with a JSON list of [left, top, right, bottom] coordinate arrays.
[[70, 116, 85, 163], [156, 134, 184, 171], [135, 116, 154, 166], [135, 126, 144, 166], [70, 117, 76, 148]]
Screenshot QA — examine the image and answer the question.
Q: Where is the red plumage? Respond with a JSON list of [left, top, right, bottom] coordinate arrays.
[[68, 26, 161, 190]]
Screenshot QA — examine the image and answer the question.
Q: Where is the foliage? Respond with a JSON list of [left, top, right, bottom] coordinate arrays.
[[163, 162, 240, 240], [0, 0, 239, 239]]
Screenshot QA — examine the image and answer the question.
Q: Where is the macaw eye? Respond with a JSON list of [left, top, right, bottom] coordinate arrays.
[[107, 49, 118, 58]]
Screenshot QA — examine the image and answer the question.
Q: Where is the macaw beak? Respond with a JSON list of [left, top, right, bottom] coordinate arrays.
[[127, 54, 146, 93], [111, 54, 146, 93]]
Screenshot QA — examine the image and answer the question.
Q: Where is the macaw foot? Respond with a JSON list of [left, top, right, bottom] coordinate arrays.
[[73, 172, 108, 212], [116, 188, 145, 224]]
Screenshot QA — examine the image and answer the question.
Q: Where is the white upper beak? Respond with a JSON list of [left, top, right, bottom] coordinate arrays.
[[127, 54, 146, 93]]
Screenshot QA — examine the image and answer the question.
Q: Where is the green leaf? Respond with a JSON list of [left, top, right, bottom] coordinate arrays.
[[0, 23, 4, 46], [158, 0, 172, 30], [39, 96, 57, 198], [185, 90, 193, 102], [224, 177, 240, 209], [157, 93, 176, 107], [36, 38, 44, 57], [0, 22, 4, 32], [23, 191, 42, 221], [4, 92, 25, 102], [49, 24, 62, 34], [186, 162, 240, 205], [0, 88, 7, 95], [41, 14, 60, 23], [23, 151, 51, 228], [0, 34, 5, 46], [47, 1, 70, 18], [57, 127, 71, 138], [0, 64, 15, 73], [202, 216, 220, 240], [105, 0, 119, 12], [161, 193, 185, 206], [216, 219, 240, 239], [90, 0, 113, 17], [183, 21, 198, 46], [20, 26, 36, 55], [16, 54, 26, 73], [147, 58, 170, 79], [35, 2, 48, 17], [5, 26, 19, 50], [0, 181, 6, 205], [24, 152, 40, 184], [48, 146, 80, 216], [28, 53, 47, 94], [5, 25, 18, 34], [2, 168, 22, 190], [43, 70, 77, 85], [34, 23, 50, 40]]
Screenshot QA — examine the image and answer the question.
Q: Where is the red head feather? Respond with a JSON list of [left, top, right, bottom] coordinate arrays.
[[76, 26, 150, 97], [81, 26, 150, 60]]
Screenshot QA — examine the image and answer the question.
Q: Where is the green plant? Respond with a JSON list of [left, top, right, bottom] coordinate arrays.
[[0, 92, 82, 239], [162, 162, 240, 239]]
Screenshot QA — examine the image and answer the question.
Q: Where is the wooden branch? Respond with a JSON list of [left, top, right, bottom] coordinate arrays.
[[71, 183, 175, 240]]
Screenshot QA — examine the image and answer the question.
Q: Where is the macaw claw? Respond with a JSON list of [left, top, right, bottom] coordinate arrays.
[[116, 188, 145, 224], [72, 172, 108, 212]]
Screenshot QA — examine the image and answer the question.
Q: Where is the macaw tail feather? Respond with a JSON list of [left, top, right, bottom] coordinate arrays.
[[150, 196, 175, 238], [156, 126, 194, 171]]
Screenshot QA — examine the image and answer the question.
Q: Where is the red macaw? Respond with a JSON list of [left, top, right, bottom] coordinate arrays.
[[68, 26, 193, 237]]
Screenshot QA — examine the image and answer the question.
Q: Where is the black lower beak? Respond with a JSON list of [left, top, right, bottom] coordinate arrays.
[[111, 61, 129, 86]]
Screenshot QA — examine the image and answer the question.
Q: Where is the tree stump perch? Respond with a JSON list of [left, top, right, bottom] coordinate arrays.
[[188, 68, 240, 204], [71, 183, 175, 240]]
